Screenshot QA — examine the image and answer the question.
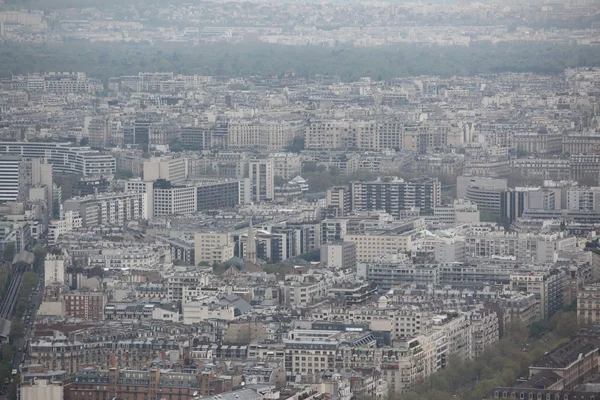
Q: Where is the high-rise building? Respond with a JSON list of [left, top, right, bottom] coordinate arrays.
[[0, 155, 21, 202], [249, 159, 274, 202], [44, 252, 66, 286], [194, 232, 234, 266], [152, 179, 197, 217], [0, 156, 53, 211], [143, 156, 187, 184], [349, 177, 441, 216]]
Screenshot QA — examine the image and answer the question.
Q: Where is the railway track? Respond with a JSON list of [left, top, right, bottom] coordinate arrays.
[[0, 269, 24, 319]]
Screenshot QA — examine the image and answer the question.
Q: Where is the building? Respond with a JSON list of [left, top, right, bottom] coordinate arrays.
[[345, 232, 411, 263], [20, 379, 63, 400], [320, 241, 357, 270], [180, 126, 213, 149], [48, 211, 82, 245], [529, 337, 600, 390], [0, 142, 115, 176], [63, 192, 146, 227], [195, 178, 250, 210], [249, 159, 274, 202], [44, 253, 66, 286], [143, 156, 187, 184], [327, 186, 351, 217], [577, 283, 600, 325], [194, 232, 234, 266], [61, 291, 108, 321], [0, 156, 52, 208], [152, 180, 197, 217], [567, 187, 600, 211], [269, 152, 302, 180], [349, 177, 441, 216], [66, 367, 241, 400]]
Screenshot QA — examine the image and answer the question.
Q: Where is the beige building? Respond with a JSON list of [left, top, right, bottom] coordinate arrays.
[[143, 156, 186, 184], [194, 232, 234, 266], [228, 120, 303, 151], [20, 379, 63, 400], [344, 233, 411, 262], [269, 152, 302, 180], [577, 283, 600, 325], [320, 241, 356, 270]]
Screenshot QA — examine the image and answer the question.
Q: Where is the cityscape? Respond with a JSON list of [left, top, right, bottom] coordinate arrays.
[[1, 1, 600, 400]]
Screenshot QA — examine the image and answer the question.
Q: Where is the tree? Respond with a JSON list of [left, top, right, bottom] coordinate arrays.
[[2, 243, 15, 263], [285, 136, 305, 153], [274, 175, 287, 186], [9, 320, 22, 341], [1, 344, 13, 362], [550, 310, 579, 338]]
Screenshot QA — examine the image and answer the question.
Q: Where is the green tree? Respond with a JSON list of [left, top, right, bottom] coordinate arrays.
[[2, 243, 15, 263], [274, 175, 287, 186], [1, 344, 13, 362]]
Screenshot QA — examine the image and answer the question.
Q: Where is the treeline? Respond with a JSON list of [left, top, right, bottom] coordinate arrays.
[[395, 310, 580, 400], [1, 41, 600, 82]]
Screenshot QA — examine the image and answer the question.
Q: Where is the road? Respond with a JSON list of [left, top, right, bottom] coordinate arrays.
[[11, 278, 44, 372]]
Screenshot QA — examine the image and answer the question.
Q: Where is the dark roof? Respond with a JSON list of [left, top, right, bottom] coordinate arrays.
[[517, 370, 562, 390], [13, 250, 34, 266], [0, 318, 11, 339], [483, 388, 599, 400], [531, 337, 600, 369]]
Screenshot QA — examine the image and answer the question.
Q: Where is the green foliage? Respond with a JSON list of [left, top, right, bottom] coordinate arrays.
[[301, 168, 378, 193], [1, 344, 13, 363], [285, 136, 305, 154], [15, 272, 38, 318], [395, 313, 579, 400], [274, 175, 287, 186], [2, 243, 15, 263], [0, 263, 11, 299], [2, 42, 600, 82]]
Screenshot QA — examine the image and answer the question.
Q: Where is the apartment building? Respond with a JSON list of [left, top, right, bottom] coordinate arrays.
[[63, 192, 146, 227], [194, 232, 234, 266], [249, 159, 274, 202], [44, 253, 66, 286], [195, 178, 250, 210], [152, 180, 197, 216], [0, 141, 115, 176], [143, 155, 187, 184], [529, 337, 600, 390], [344, 232, 411, 262], [61, 291, 108, 321], [228, 119, 303, 150], [269, 152, 302, 179], [577, 283, 600, 325], [320, 241, 357, 269], [350, 177, 441, 216]]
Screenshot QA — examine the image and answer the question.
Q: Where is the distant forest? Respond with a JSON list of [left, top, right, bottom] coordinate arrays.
[[1, 41, 600, 82]]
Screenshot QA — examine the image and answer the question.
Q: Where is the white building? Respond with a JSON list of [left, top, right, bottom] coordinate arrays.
[[152, 184, 197, 216], [44, 253, 66, 286], [183, 301, 236, 324], [194, 232, 234, 266], [20, 379, 63, 400], [143, 156, 187, 184], [249, 159, 274, 202], [48, 210, 82, 245], [320, 241, 356, 269]]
